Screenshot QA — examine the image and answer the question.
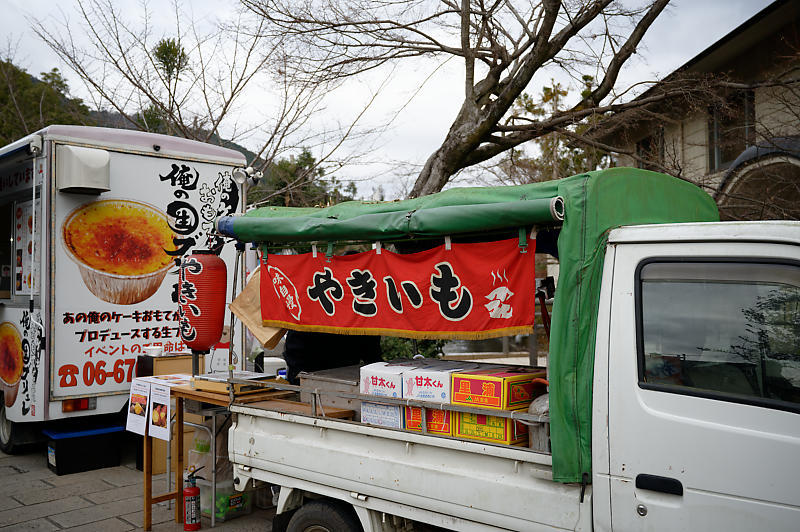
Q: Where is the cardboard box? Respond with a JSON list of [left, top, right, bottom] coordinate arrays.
[[360, 362, 405, 398], [360, 362, 406, 428], [454, 411, 528, 446], [135, 353, 204, 378], [404, 406, 453, 435], [402, 366, 461, 436], [403, 366, 455, 402], [451, 367, 547, 410], [361, 401, 404, 428]]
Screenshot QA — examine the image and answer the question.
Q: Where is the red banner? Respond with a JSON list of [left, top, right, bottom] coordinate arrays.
[[260, 237, 536, 339]]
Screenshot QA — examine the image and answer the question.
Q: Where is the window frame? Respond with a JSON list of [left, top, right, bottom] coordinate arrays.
[[0, 186, 43, 304], [707, 90, 755, 173], [634, 256, 800, 415]]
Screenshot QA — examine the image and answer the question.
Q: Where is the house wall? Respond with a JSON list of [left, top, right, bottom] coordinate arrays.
[[681, 112, 709, 179], [611, 112, 709, 185], [605, 11, 799, 201], [756, 82, 800, 139], [611, 80, 798, 195]]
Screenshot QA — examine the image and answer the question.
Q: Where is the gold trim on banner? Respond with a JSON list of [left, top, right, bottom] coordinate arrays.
[[260, 320, 534, 340]]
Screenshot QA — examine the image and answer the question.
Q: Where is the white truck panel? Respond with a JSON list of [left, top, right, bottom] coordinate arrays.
[[51, 150, 239, 400], [607, 238, 800, 530], [230, 404, 591, 531], [590, 243, 616, 532], [1, 126, 247, 426], [608, 220, 800, 245]]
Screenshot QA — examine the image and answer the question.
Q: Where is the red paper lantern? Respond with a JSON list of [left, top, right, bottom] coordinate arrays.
[[179, 251, 227, 351]]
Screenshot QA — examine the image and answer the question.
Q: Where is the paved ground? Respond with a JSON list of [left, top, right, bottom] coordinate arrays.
[[0, 434, 275, 531]]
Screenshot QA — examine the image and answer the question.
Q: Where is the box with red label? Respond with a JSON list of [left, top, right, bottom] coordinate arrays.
[[451, 367, 547, 410], [360, 362, 406, 428], [454, 410, 528, 446], [404, 406, 452, 435], [402, 366, 460, 436]]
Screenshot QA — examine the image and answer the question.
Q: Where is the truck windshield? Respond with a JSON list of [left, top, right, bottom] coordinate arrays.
[[638, 261, 800, 410]]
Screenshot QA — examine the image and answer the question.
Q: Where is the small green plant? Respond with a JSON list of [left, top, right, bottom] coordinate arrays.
[[380, 337, 446, 361]]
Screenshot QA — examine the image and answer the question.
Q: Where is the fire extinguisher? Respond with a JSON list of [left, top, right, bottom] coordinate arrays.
[[184, 467, 204, 531]]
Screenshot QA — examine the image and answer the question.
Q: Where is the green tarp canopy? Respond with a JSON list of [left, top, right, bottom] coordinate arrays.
[[217, 167, 719, 483]]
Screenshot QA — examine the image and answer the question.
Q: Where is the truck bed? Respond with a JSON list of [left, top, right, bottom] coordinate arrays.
[[229, 403, 590, 531]]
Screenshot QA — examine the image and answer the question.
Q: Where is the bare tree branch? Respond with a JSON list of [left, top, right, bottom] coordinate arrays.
[[31, 0, 381, 203], [241, 0, 677, 196]]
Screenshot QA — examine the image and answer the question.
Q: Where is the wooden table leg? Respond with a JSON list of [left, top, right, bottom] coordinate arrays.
[[143, 435, 152, 531], [175, 397, 184, 523]]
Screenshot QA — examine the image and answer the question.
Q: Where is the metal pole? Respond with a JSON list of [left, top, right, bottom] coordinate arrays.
[[228, 247, 240, 405], [528, 332, 538, 367], [211, 414, 217, 528], [240, 184, 247, 371]]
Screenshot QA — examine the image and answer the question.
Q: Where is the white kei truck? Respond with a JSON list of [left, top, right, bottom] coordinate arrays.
[[216, 168, 800, 531], [0, 125, 246, 452]]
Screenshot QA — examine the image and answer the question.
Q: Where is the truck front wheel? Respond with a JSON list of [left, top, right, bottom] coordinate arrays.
[[0, 403, 20, 454], [286, 500, 362, 532]]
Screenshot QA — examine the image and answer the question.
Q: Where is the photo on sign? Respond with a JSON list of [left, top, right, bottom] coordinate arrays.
[[126, 379, 151, 436], [0, 322, 23, 408], [151, 402, 168, 427], [129, 394, 148, 417], [147, 383, 171, 441], [61, 199, 177, 305]]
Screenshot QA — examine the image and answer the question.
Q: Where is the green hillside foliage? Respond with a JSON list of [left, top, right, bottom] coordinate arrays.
[[0, 61, 93, 145], [248, 148, 358, 208]]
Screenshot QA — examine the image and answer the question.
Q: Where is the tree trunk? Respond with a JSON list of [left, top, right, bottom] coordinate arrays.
[[411, 103, 489, 197]]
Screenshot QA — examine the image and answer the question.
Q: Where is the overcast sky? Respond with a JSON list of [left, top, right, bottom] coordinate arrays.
[[1, 0, 775, 198]]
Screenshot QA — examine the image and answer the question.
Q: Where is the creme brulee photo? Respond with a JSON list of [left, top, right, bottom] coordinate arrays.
[[0, 322, 23, 408], [61, 199, 177, 305]]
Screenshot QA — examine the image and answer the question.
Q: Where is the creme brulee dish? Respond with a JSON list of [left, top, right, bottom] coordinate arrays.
[[0, 322, 22, 408], [0, 322, 23, 386], [62, 200, 177, 305]]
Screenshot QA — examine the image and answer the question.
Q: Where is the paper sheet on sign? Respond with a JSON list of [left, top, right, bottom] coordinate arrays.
[[147, 383, 171, 441], [230, 266, 286, 349], [126, 379, 150, 436]]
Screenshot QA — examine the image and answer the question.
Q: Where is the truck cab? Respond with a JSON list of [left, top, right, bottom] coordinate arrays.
[[593, 221, 800, 531]]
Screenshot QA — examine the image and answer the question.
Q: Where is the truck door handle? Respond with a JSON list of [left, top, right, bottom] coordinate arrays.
[[635, 474, 683, 496]]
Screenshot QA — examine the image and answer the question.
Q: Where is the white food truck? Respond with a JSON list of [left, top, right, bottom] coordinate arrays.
[[0, 125, 247, 452], [217, 169, 800, 531]]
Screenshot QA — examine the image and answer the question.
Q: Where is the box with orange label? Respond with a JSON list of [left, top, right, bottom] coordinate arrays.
[[454, 411, 528, 446], [450, 367, 547, 410], [404, 406, 453, 436], [403, 366, 460, 436]]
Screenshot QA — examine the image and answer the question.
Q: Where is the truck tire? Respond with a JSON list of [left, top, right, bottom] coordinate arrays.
[[286, 500, 362, 532], [0, 403, 20, 454]]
